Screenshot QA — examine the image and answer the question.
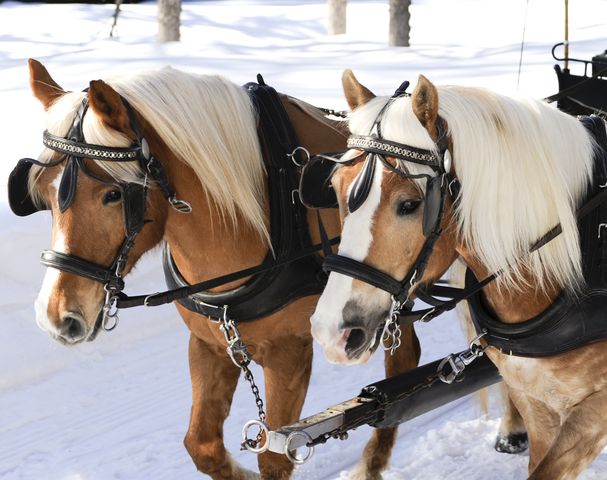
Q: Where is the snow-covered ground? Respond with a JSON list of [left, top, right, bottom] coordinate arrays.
[[1, 1, 606, 479]]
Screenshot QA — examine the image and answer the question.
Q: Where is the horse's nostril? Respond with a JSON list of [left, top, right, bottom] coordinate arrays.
[[345, 328, 367, 356], [60, 314, 86, 342]]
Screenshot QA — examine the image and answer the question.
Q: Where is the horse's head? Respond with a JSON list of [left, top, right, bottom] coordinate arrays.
[[311, 71, 458, 364], [14, 60, 168, 345]]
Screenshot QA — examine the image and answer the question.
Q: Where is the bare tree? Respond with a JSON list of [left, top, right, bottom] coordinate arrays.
[[389, 0, 410, 47], [158, 0, 181, 42], [328, 0, 347, 35]]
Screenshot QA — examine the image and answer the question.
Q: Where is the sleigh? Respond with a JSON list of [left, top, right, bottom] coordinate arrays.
[[252, 44, 607, 465]]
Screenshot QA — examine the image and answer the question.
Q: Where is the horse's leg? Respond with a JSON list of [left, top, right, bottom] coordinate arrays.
[[184, 333, 258, 480], [494, 383, 529, 453], [506, 388, 559, 474], [348, 325, 421, 480], [256, 334, 313, 480], [528, 389, 607, 480]]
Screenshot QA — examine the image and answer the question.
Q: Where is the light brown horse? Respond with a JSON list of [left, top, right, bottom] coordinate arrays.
[[311, 70, 607, 479], [18, 60, 422, 480]]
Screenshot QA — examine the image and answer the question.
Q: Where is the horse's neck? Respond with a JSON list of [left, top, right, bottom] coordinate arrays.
[[162, 160, 268, 291], [460, 252, 561, 324], [157, 95, 347, 288], [280, 94, 348, 156]]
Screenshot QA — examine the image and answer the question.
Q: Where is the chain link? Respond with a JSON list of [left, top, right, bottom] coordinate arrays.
[[218, 308, 268, 451]]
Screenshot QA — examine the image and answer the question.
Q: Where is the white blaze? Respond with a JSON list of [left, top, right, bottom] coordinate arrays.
[[35, 169, 67, 335], [310, 162, 384, 364]]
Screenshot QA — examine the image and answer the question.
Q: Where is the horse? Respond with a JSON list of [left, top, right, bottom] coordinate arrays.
[[10, 59, 423, 480], [309, 70, 607, 479]]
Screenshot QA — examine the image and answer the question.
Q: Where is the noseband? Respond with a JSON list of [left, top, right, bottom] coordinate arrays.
[[8, 93, 192, 333], [315, 82, 458, 336]]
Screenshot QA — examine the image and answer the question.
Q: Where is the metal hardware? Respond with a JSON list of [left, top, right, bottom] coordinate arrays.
[[218, 309, 267, 452], [241, 419, 269, 454], [288, 146, 310, 167], [437, 331, 487, 384], [285, 431, 315, 465], [169, 195, 193, 214], [599, 223, 607, 238], [381, 298, 403, 354], [291, 189, 299, 205], [102, 287, 120, 331]]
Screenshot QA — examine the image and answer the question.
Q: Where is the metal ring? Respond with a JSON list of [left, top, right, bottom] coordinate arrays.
[[241, 419, 269, 454], [285, 431, 314, 465], [102, 312, 119, 331], [288, 146, 310, 167]]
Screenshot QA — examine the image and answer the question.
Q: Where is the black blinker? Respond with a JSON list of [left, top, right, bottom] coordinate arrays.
[[423, 175, 444, 236], [8, 159, 42, 217], [122, 183, 148, 237], [58, 158, 78, 213], [348, 154, 377, 213], [298, 154, 338, 209]]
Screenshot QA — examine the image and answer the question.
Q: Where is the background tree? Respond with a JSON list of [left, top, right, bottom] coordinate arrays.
[[389, 0, 410, 47], [328, 0, 347, 35], [158, 0, 181, 42]]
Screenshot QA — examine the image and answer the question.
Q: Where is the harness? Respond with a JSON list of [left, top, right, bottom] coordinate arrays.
[[304, 82, 607, 358], [467, 115, 607, 357], [301, 82, 459, 349], [8, 94, 192, 333], [162, 77, 329, 321], [7, 77, 332, 329]]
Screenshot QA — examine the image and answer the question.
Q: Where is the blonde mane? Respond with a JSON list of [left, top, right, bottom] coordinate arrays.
[[349, 87, 597, 292], [32, 67, 268, 242]]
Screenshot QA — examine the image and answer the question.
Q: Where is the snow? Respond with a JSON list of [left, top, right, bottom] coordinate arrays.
[[0, 1, 606, 479]]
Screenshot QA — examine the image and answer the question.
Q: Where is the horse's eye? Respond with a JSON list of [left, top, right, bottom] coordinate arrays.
[[103, 190, 122, 205], [396, 199, 421, 216]]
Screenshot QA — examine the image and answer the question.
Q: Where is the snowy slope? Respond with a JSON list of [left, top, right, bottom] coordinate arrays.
[[1, 1, 606, 479]]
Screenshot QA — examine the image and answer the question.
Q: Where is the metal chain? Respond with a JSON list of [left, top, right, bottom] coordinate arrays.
[[381, 297, 403, 355], [218, 309, 268, 451]]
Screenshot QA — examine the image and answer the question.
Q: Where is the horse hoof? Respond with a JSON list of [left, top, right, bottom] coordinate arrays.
[[494, 432, 528, 454]]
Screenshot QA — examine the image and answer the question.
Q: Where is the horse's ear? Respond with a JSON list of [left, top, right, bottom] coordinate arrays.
[[88, 80, 132, 134], [342, 69, 375, 110], [29, 59, 65, 110], [412, 75, 439, 132]]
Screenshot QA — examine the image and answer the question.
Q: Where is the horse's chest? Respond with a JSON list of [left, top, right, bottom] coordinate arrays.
[[487, 349, 592, 412]]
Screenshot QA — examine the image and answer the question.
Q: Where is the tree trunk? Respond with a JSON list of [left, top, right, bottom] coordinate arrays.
[[158, 0, 181, 42], [328, 0, 347, 35], [389, 0, 410, 47]]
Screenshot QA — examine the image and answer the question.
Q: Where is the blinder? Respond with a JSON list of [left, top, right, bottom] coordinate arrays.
[[8, 159, 44, 216], [298, 154, 339, 209]]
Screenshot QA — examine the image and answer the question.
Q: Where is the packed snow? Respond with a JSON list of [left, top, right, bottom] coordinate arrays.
[[1, 1, 606, 479]]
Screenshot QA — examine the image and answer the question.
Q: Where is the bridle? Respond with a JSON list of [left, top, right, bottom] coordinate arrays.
[[8, 93, 192, 334], [315, 83, 459, 348]]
